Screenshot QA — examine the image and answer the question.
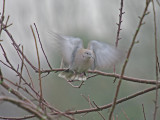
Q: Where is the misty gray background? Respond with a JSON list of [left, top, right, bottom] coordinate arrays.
[[0, 0, 160, 120]]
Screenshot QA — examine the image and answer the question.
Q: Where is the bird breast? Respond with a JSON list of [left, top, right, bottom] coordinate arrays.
[[71, 49, 94, 73]]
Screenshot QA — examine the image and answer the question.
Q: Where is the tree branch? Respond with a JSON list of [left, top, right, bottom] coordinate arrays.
[[152, 0, 159, 119], [109, 1, 151, 119], [53, 85, 160, 115]]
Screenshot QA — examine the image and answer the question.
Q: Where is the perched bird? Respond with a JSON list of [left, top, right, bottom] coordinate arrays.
[[51, 33, 124, 81]]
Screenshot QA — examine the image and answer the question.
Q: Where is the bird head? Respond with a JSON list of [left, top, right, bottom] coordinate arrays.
[[82, 50, 94, 60]]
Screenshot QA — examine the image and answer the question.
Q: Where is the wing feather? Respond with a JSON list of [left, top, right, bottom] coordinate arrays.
[[88, 40, 124, 70], [50, 32, 83, 66]]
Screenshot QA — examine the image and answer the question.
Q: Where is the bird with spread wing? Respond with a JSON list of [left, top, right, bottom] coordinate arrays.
[[51, 33, 124, 81]]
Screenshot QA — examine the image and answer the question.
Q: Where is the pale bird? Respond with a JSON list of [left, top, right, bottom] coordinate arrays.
[[51, 33, 124, 81]]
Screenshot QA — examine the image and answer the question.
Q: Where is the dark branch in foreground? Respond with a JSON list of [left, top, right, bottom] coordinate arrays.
[[40, 69, 159, 85], [53, 85, 160, 115]]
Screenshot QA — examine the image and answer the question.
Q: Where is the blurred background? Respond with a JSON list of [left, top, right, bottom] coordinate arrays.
[[0, 0, 160, 119]]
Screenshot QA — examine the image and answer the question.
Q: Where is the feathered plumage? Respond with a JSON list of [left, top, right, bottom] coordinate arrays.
[[51, 32, 124, 81]]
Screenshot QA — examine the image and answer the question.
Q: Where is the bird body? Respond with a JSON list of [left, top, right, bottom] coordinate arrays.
[[51, 33, 124, 81], [70, 49, 94, 73]]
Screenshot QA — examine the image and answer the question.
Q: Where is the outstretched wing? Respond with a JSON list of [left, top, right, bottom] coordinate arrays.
[[50, 32, 83, 66], [88, 40, 124, 70]]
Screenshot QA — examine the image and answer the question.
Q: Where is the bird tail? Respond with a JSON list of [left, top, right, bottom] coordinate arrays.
[[58, 70, 87, 81]]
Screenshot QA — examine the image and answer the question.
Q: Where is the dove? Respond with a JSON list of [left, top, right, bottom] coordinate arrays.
[[51, 33, 124, 81]]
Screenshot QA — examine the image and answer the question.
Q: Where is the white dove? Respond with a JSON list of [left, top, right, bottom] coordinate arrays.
[[51, 33, 124, 81]]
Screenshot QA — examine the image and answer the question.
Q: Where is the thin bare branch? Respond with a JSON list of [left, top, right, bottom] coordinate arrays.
[[33, 23, 52, 70], [121, 109, 130, 120], [0, 115, 35, 120], [109, 1, 151, 119], [67, 80, 85, 88], [0, 19, 38, 71], [0, 67, 3, 81], [15, 47, 35, 88], [142, 104, 147, 120], [53, 85, 160, 115], [152, 0, 159, 119], [30, 25, 43, 109], [40, 69, 159, 85], [81, 95, 105, 120], [115, 0, 124, 47], [0, 96, 52, 120], [5, 15, 9, 26], [0, 0, 5, 36], [0, 44, 41, 100], [18, 46, 24, 90]]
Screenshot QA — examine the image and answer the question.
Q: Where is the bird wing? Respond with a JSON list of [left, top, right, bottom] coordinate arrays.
[[50, 32, 83, 66], [88, 40, 124, 70]]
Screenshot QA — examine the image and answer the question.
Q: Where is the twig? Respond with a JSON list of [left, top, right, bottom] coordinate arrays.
[[42, 100, 75, 120], [0, 19, 38, 71], [108, 1, 151, 119], [0, 115, 35, 120], [121, 109, 130, 120], [2, 77, 37, 101], [0, 0, 5, 36], [87, 74, 98, 79], [0, 59, 12, 69], [1, 15, 13, 29], [15, 47, 34, 88], [5, 15, 9, 26], [115, 0, 124, 47], [0, 80, 44, 118], [0, 44, 40, 101], [18, 46, 24, 90], [33, 23, 52, 70], [67, 80, 85, 88], [152, 0, 159, 120], [0, 44, 14, 69], [0, 90, 74, 120], [1, 79, 54, 119], [81, 95, 105, 120], [41, 72, 50, 78], [114, 0, 124, 77], [30, 26, 69, 119], [1, 59, 68, 119], [30, 25, 43, 109], [158, 60, 160, 73], [0, 96, 52, 120], [0, 67, 3, 81], [1, 80, 34, 105], [1, 42, 59, 119], [2, 22, 13, 29], [88, 70, 159, 85], [40, 69, 159, 85], [142, 104, 146, 120], [53, 85, 160, 115]]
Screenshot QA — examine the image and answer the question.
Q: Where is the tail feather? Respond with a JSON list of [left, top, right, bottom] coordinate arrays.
[[58, 70, 87, 81]]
